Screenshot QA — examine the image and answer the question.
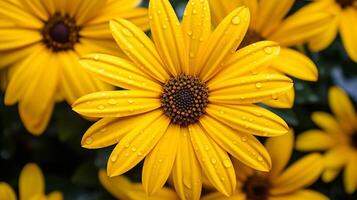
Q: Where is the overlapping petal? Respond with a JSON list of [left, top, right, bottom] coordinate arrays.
[[19, 164, 44, 200], [296, 130, 336, 151], [0, 183, 16, 200], [340, 8, 357, 62]]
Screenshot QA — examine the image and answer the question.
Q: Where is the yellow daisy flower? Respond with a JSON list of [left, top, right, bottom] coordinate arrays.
[[73, 0, 293, 198], [0, 163, 63, 200], [0, 0, 149, 135], [98, 169, 179, 200], [304, 0, 357, 62], [202, 131, 327, 200], [296, 86, 357, 194], [207, 0, 332, 108]]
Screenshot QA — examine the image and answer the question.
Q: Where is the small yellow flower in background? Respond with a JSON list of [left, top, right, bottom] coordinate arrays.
[[0, 163, 63, 200], [73, 0, 293, 198], [305, 0, 357, 62], [296, 86, 357, 194], [98, 169, 179, 200], [208, 0, 332, 108], [202, 131, 328, 200], [0, 0, 149, 135]]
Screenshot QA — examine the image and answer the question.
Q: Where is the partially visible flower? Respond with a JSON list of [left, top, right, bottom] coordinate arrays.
[[0, 0, 149, 135], [73, 0, 293, 199], [202, 131, 327, 200], [304, 0, 357, 62], [208, 0, 332, 108], [98, 170, 179, 200], [296, 86, 357, 194], [0, 163, 63, 200]]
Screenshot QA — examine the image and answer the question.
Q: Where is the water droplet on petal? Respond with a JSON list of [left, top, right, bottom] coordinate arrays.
[[241, 136, 247, 142], [94, 54, 100, 60], [100, 128, 107, 133], [111, 154, 118, 162], [211, 158, 217, 164], [255, 82, 263, 89], [97, 105, 105, 110], [131, 147, 137, 152], [128, 99, 134, 104], [257, 156, 263, 161], [223, 160, 232, 168], [231, 16, 241, 25], [108, 99, 117, 105], [264, 47, 273, 54], [85, 137, 93, 145]]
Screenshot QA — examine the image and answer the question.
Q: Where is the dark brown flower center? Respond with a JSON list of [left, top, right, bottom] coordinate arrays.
[[243, 174, 271, 200], [161, 74, 209, 126], [42, 12, 80, 52], [336, 0, 356, 8], [239, 30, 264, 49], [351, 132, 357, 149]]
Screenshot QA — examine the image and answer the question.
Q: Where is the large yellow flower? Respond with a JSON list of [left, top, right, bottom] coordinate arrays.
[[202, 131, 327, 200], [73, 0, 293, 198], [98, 170, 179, 200], [304, 0, 357, 62], [0, 163, 63, 200], [208, 0, 332, 108], [296, 86, 357, 194], [0, 0, 149, 135]]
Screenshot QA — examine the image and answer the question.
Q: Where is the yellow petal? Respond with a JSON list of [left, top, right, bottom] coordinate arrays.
[[0, 43, 41, 69], [72, 90, 160, 118], [329, 86, 356, 132], [263, 87, 295, 108], [182, 0, 211, 74], [209, 41, 280, 85], [255, 0, 294, 35], [81, 112, 160, 149], [340, 8, 357, 62], [199, 115, 271, 171], [322, 168, 341, 183], [266, 130, 294, 178], [308, 17, 338, 52], [207, 104, 289, 137], [0, 0, 42, 28], [74, 38, 121, 57], [149, 0, 188, 75], [201, 192, 245, 200], [311, 111, 343, 135], [232, 158, 254, 182], [107, 112, 170, 176], [208, 74, 293, 104], [344, 157, 357, 194], [80, 23, 112, 39], [47, 191, 63, 200], [110, 18, 169, 82], [198, 7, 250, 81], [0, 182, 16, 200], [23, 0, 48, 21], [271, 48, 318, 81], [142, 124, 179, 195], [271, 153, 323, 195], [269, 189, 329, 200], [324, 146, 350, 169], [80, 53, 162, 93], [172, 127, 202, 200], [0, 28, 41, 51], [296, 130, 336, 151], [72, 0, 105, 25], [189, 123, 236, 196], [58, 51, 111, 104], [98, 170, 132, 199], [269, 11, 333, 46], [19, 163, 45, 200]]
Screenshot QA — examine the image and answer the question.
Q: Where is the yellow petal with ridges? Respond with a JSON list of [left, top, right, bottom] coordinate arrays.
[[107, 112, 170, 177], [182, 0, 211, 74], [172, 127, 202, 200], [72, 90, 160, 118], [142, 124, 179, 195], [198, 6, 250, 81], [209, 41, 280, 84], [199, 115, 271, 171], [80, 53, 162, 93], [149, 0, 188, 75], [23, 0, 48, 21], [207, 104, 289, 137], [263, 87, 295, 108], [189, 124, 236, 196], [0, 29, 41, 51], [110, 18, 169, 82], [208, 74, 293, 104], [271, 153, 323, 195], [296, 130, 336, 151], [0, 182, 16, 200], [19, 163, 45, 200], [271, 48, 318, 81], [266, 130, 294, 178]]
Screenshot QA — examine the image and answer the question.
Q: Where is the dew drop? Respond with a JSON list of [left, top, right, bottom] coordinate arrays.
[[241, 136, 247, 142], [100, 128, 107, 133], [94, 54, 100, 60], [85, 137, 93, 145], [97, 105, 105, 110], [223, 160, 232, 168], [271, 93, 279, 100], [137, 151, 143, 156], [220, 177, 225, 181], [128, 99, 134, 104], [124, 143, 130, 148], [111, 154, 118, 162], [131, 147, 137, 152], [158, 159, 163, 163], [211, 158, 217, 164], [108, 99, 117, 105], [204, 145, 210, 151], [264, 47, 273, 54], [257, 156, 263, 161], [219, 110, 225, 114], [255, 82, 263, 89], [231, 16, 241, 25], [192, 9, 197, 14]]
